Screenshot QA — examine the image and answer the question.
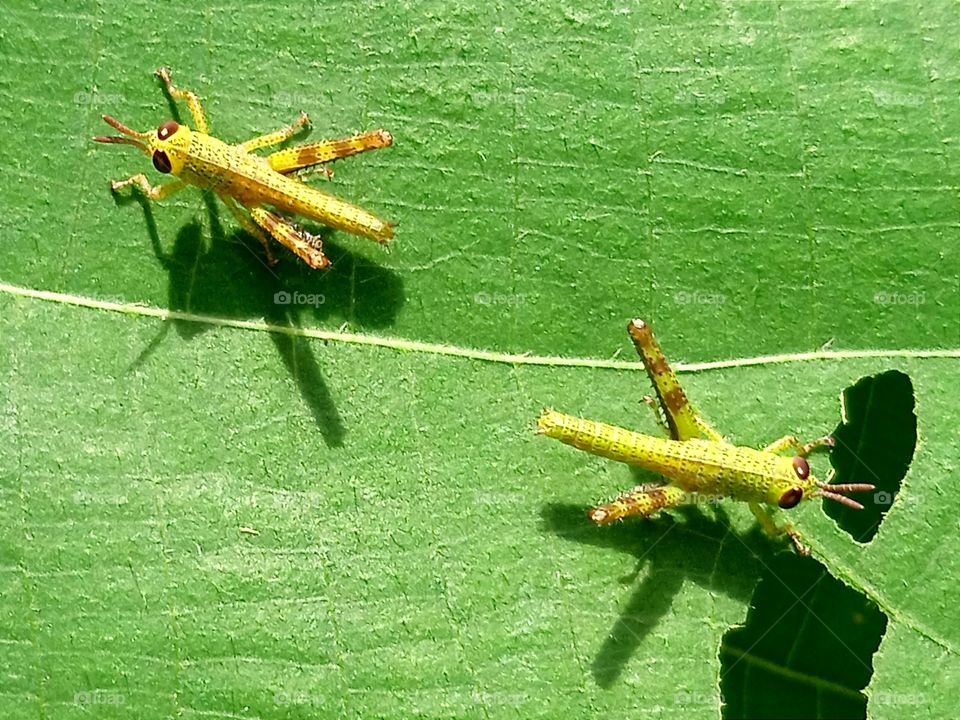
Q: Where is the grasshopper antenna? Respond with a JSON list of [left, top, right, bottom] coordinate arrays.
[[812, 481, 876, 510], [93, 115, 148, 149]]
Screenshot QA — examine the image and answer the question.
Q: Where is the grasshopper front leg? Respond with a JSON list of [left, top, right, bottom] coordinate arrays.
[[239, 111, 311, 153], [764, 434, 835, 457], [109, 174, 186, 201], [156, 66, 210, 133], [749, 502, 810, 556]]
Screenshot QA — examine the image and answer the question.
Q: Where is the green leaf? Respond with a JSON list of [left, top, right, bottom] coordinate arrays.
[[1, 1, 958, 719]]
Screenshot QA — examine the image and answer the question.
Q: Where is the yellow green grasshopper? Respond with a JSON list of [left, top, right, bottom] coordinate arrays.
[[537, 319, 875, 555], [94, 67, 394, 269]]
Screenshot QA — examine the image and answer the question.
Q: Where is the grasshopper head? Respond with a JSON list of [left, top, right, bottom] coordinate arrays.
[[93, 116, 192, 176], [767, 454, 875, 511]]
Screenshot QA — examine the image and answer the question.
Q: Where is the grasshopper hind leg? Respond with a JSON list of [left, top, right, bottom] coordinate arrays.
[[267, 129, 393, 175], [627, 319, 723, 443]]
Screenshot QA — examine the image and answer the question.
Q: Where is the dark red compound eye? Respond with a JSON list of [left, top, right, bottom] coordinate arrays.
[[152, 149, 172, 173], [157, 120, 179, 140], [792, 455, 810, 480], [778, 486, 804, 509]]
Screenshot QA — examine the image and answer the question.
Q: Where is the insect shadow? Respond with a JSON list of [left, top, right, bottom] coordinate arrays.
[[541, 495, 771, 689], [119, 191, 405, 447]]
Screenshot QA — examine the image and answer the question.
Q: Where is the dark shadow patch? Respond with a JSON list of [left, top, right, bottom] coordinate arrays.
[[826, 370, 917, 543], [719, 552, 887, 720]]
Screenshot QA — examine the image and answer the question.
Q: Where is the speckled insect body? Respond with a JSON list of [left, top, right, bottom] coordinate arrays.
[[94, 68, 394, 269], [537, 319, 875, 555]]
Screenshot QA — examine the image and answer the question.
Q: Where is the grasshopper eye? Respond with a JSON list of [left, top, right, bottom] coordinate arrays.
[[152, 149, 172, 174], [778, 486, 804, 509], [792, 455, 810, 480], [157, 120, 179, 140]]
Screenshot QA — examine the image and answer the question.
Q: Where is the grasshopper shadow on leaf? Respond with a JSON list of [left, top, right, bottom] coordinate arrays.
[[125, 191, 404, 447], [541, 502, 766, 688]]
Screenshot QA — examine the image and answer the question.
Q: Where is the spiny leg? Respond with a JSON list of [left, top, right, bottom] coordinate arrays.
[[749, 502, 809, 556], [239, 111, 311, 153], [267, 129, 393, 175], [110, 174, 186, 201], [588, 483, 688, 525], [627, 319, 723, 442], [248, 206, 330, 270], [156, 66, 210, 133], [219, 195, 278, 266], [763, 434, 835, 457], [642, 395, 671, 437]]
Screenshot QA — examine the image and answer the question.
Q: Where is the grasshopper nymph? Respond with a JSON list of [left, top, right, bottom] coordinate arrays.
[[537, 319, 875, 555], [94, 67, 394, 269]]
